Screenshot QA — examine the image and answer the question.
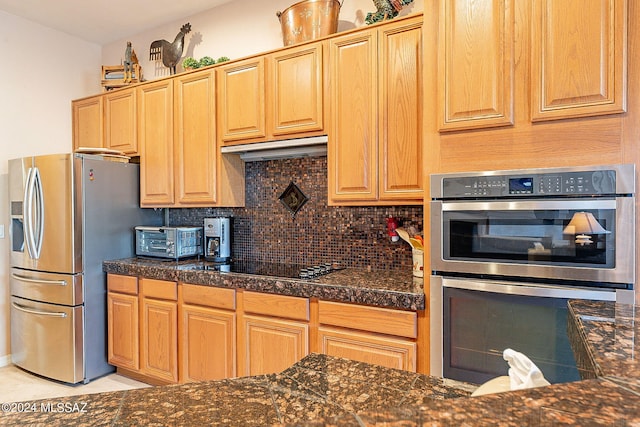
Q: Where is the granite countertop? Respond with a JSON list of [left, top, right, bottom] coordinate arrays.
[[2, 300, 640, 425], [0, 353, 474, 426], [103, 257, 425, 310]]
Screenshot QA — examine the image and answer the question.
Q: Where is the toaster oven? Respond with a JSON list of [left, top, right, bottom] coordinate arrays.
[[135, 226, 203, 259]]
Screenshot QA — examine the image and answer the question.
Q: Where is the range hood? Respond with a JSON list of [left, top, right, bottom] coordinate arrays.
[[220, 136, 328, 161]]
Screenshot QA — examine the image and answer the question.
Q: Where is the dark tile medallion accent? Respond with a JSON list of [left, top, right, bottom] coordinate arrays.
[[279, 181, 309, 217]]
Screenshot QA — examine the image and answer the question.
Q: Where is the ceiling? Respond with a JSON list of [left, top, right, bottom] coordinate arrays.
[[0, 0, 235, 45]]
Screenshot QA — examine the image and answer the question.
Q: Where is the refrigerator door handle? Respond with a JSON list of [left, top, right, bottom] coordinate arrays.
[[10, 273, 67, 287], [32, 167, 44, 259], [23, 167, 44, 260], [23, 167, 35, 259], [12, 302, 67, 318]]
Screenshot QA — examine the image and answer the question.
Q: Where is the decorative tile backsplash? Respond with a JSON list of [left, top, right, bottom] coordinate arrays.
[[169, 156, 423, 271]]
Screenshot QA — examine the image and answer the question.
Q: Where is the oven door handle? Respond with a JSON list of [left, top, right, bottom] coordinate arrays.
[[440, 277, 616, 301], [439, 199, 617, 211]]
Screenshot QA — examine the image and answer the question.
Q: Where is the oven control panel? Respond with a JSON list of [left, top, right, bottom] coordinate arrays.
[[439, 170, 616, 198]]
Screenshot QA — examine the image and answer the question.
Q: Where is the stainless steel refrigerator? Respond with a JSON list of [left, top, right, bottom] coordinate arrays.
[[8, 153, 162, 384]]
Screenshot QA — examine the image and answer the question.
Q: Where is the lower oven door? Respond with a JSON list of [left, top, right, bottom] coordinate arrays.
[[429, 276, 620, 385], [10, 296, 84, 383]]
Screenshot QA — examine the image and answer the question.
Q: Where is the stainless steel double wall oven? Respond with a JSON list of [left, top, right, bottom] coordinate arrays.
[[430, 164, 635, 385]]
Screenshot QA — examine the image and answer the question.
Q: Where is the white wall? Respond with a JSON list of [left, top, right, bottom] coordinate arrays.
[[102, 0, 424, 79], [0, 10, 101, 364]]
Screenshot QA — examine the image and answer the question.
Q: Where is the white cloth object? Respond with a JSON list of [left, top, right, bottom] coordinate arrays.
[[503, 348, 551, 390]]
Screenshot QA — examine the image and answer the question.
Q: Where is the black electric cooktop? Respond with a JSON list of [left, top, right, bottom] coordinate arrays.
[[198, 260, 342, 279]]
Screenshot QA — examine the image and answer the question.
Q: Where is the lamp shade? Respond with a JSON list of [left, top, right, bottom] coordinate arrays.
[[563, 212, 610, 246], [563, 212, 610, 235]]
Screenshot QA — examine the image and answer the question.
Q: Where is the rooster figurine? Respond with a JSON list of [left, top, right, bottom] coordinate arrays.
[[365, 0, 414, 24], [149, 23, 192, 74]]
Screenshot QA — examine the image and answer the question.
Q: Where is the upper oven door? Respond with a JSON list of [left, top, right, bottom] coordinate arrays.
[[431, 197, 635, 284]]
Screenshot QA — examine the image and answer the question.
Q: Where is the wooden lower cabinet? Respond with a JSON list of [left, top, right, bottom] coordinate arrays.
[[318, 327, 416, 371], [107, 275, 139, 371], [108, 274, 420, 384], [241, 315, 309, 376], [239, 291, 310, 376], [139, 279, 178, 383], [317, 300, 417, 371], [179, 284, 236, 382]]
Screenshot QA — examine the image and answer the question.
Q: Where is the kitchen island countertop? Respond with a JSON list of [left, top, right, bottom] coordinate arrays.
[[1, 299, 640, 425]]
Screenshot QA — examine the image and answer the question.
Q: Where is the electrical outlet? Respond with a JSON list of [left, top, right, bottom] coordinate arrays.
[[0, 224, 4, 239]]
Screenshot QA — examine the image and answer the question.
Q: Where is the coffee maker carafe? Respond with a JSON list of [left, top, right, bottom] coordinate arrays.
[[204, 217, 231, 262]]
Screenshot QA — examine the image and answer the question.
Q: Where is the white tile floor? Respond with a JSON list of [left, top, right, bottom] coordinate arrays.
[[0, 365, 150, 403]]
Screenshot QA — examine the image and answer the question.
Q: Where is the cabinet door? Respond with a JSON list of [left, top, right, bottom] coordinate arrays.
[[72, 95, 103, 150], [138, 80, 174, 206], [319, 327, 416, 371], [174, 70, 217, 205], [328, 30, 378, 203], [107, 292, 139, 370], [104, 88, 137, 155], [217, 58, 266, 143], [180, 304, 236, 382], [378, 18, 423, 201], [241, 315, 309, 376], [438, 0, 514, 131], [140, 297, 178, 383], [531, 0, 627, 121], [270, 43, 324, 136]]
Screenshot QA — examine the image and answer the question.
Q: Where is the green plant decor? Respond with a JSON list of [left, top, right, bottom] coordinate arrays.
[[199, 56, 216, 67], [217, 56, 230, 63], [182, 57, 199, 70]]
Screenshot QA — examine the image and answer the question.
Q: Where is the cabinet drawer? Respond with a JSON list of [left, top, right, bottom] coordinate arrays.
[[318, 301, 417, 339], [107, 274, 138, 295], [243, 291, 309, 321], [181, 284, 236, 310], [319, 326, 416, 371], [140, 278, 177, 301]]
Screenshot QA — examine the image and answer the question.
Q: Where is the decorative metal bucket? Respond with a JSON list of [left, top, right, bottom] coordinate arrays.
[[277, 0, 342, 46]]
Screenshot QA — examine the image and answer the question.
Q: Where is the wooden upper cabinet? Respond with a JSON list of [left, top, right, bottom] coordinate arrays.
[[328, 29, 378, 203], [72, 95, 103, 150], [138, 79, 175, 206], [104, 88, 138, 155], [270, 43, 325, 136], [217, 42, 326, 145], [174, 69, 217, 205], [216, 57, 266, 143], [531, 0, 627, 121], [379, 19, 423, 200], [138, 70, 244, 208], [438, 0, 514, 131], [329, 16, 423, 205]]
